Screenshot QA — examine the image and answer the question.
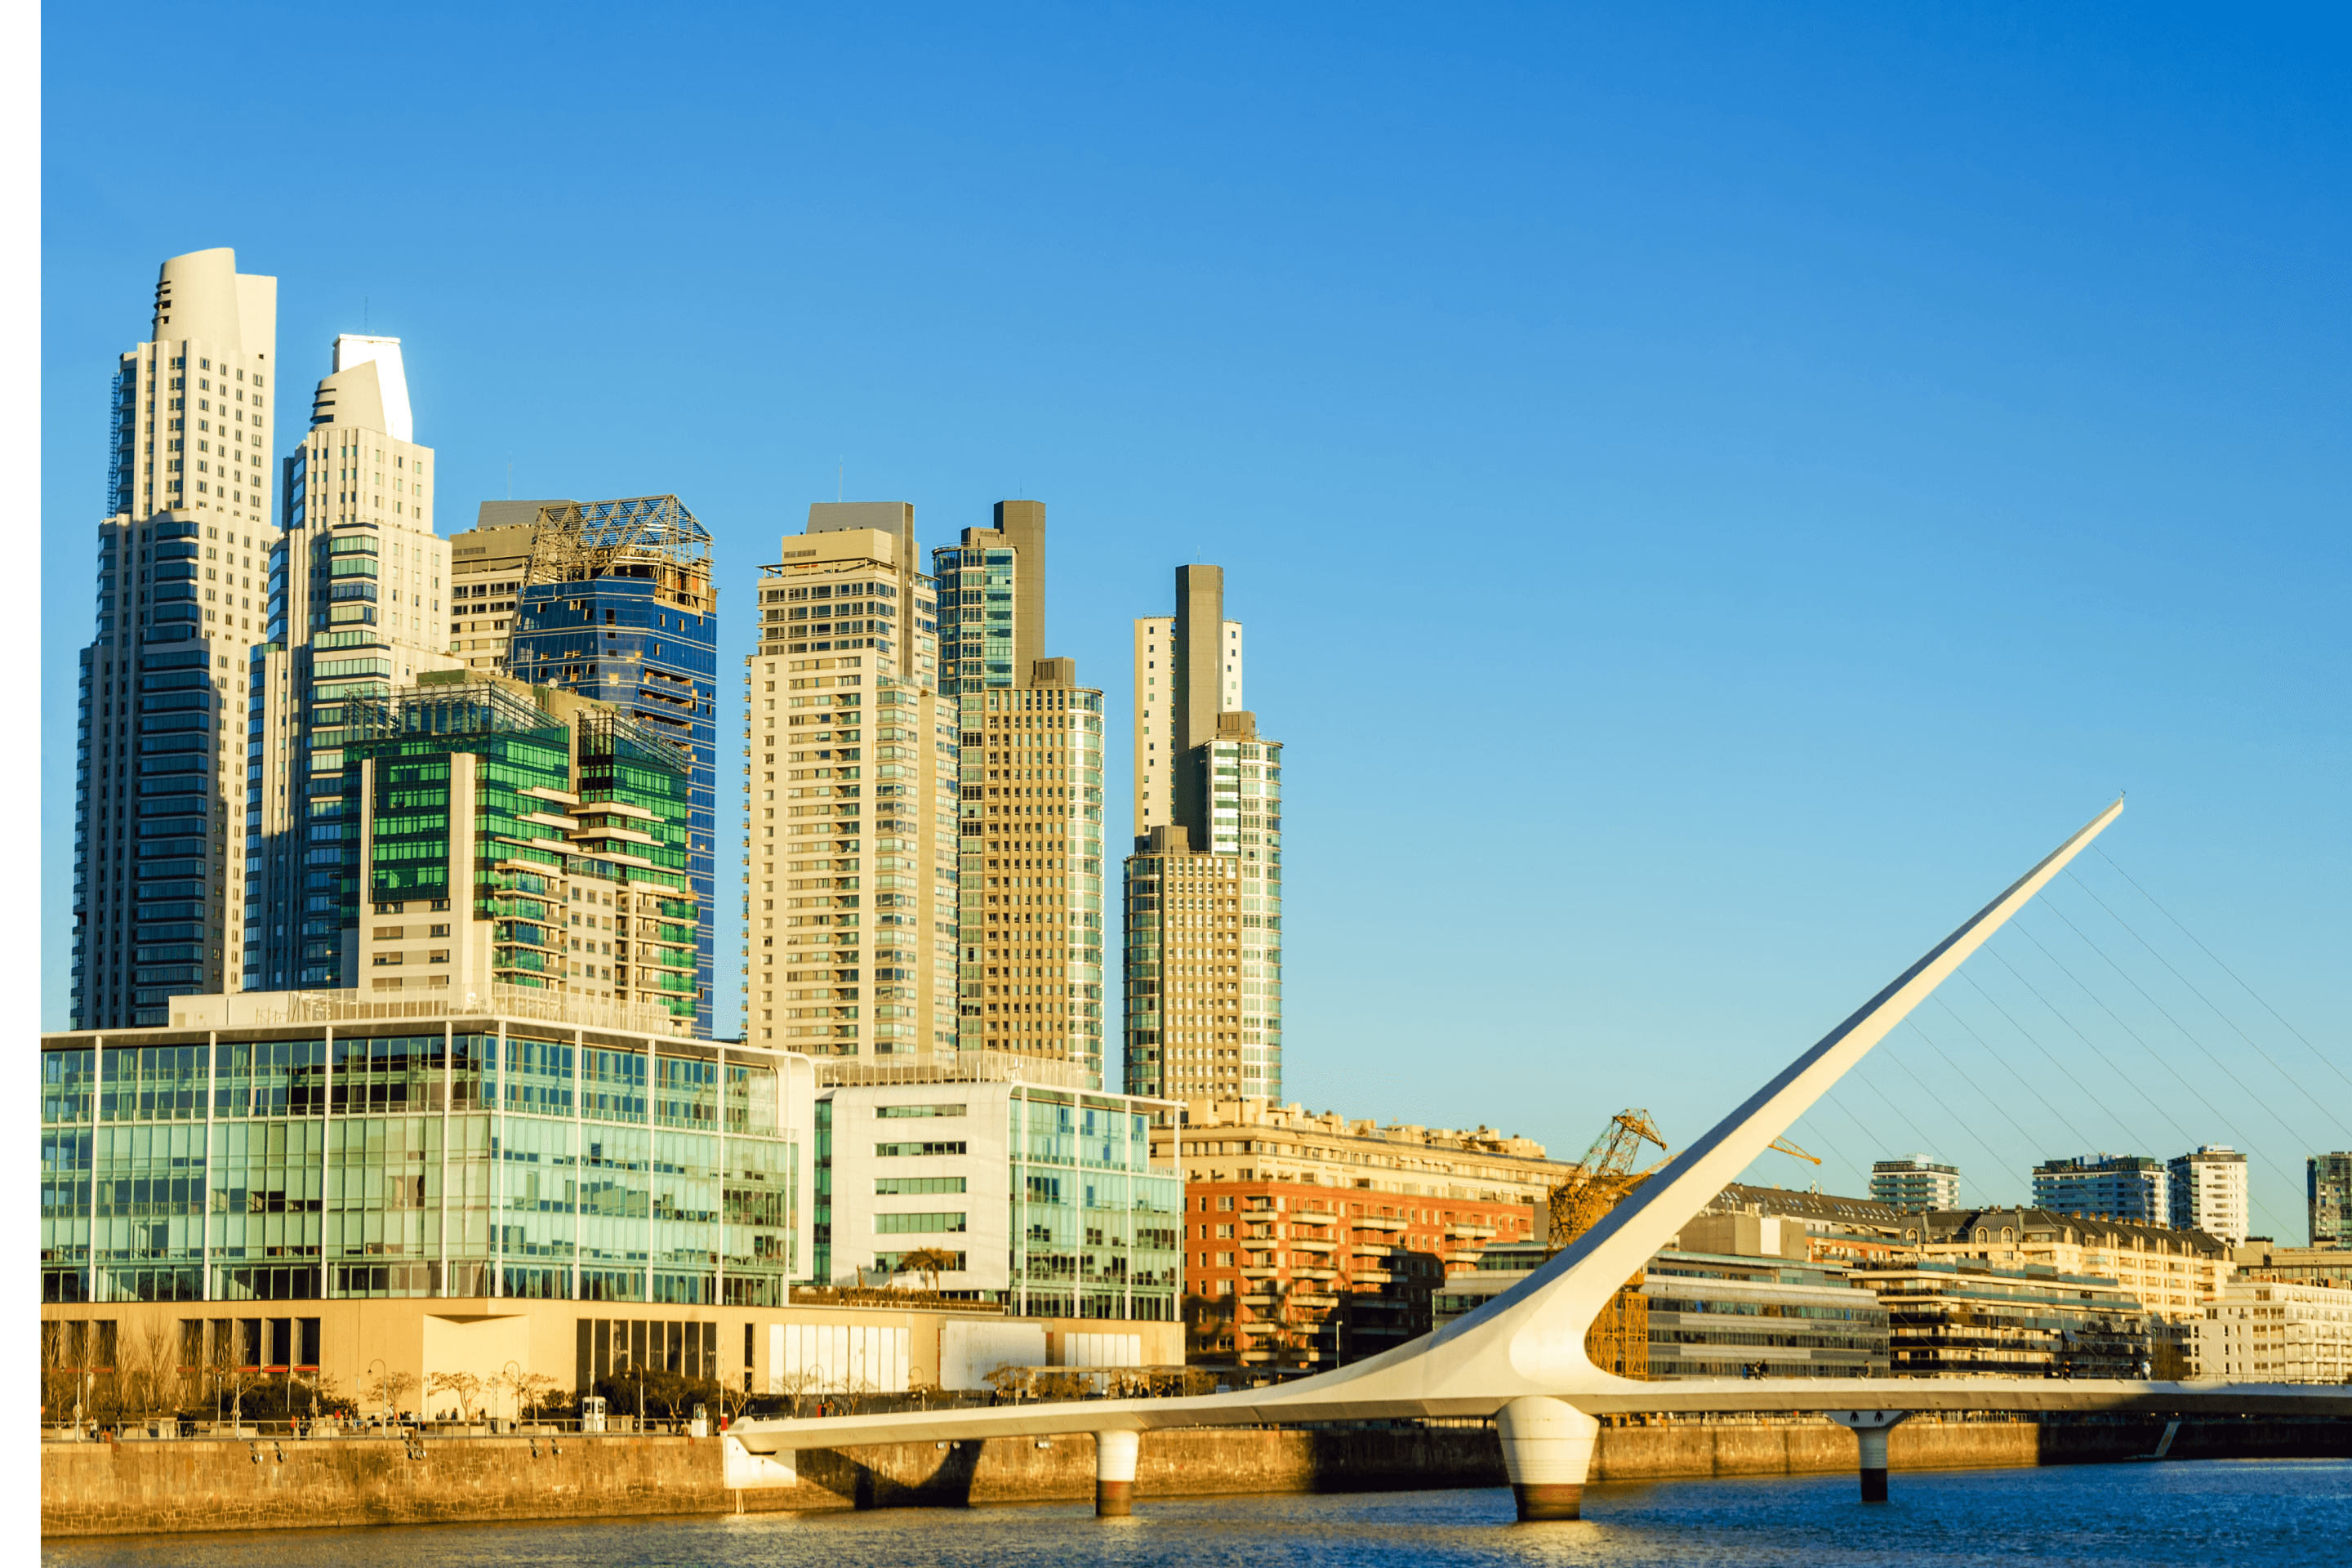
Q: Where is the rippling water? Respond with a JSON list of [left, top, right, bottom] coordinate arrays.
[[46, 1459, 2352, 1568]]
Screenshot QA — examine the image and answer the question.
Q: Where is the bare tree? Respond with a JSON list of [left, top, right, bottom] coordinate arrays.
[[371, 1367, 419, 1421], [775, 1365, 823, 1419], [426, 1370, 483, 1423], [214, 1323, 266, 1433], [983, 1361, 1035, 1403], [140, 1319, 182, 1419]]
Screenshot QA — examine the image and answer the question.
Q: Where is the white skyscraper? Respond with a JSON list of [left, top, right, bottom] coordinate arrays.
[[1130, 612, 1240, 836], [74, 248, 282, 1027], [245, 333, 460, 991]]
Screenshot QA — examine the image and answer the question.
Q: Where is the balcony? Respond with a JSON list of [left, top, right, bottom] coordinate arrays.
[[1292, 1267, 1339, 1282], [1355, 1214, 1407, 1233], [1290, 1236, 1338, 1254]]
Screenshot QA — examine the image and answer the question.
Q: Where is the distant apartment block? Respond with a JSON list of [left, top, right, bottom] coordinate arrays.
[[2310, 1152, 2352, 1250], [1869, 1156, 1961, 1212], [2032, 1153, 2168, 1227], [2168, 1144, 2251, 1248]]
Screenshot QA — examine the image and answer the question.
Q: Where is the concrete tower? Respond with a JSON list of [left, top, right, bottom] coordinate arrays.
[[1121, 564, 1284, 1105]]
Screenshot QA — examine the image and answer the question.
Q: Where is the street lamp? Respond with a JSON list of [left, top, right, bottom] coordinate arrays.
[[367, 1358, 387, 1422]]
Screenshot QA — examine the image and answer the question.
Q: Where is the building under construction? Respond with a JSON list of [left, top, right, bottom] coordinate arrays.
[[500, 495, 719, 1035]]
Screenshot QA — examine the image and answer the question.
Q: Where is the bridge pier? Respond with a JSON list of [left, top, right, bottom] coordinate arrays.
[[1496, 1396, 1599, 1521], [1826, 1410, 1910, 1502], [1093, 1428, 1139, 1517]]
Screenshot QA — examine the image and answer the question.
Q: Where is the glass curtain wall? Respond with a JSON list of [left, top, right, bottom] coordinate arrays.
[[1005, 1087, 1180, 1322], [40, 1031, 796, 1306]]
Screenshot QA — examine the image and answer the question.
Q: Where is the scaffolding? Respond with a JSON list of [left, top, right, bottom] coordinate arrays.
[[524, 495, 714, 610]]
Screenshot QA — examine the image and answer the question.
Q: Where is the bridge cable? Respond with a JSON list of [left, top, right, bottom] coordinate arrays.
[[1980, 942, 2198, 1149], [1900, 1018, 2056, 1162], [1870, 1036, 2021, 1192], [1815, 1085, 1992, 1208], [2067, 865, 2352, 1143], [1928, 993, 2100, 1151], [2022, 900, 2312, 1232], [2093, 844, 2352, 1098], [1954, 967, 2162, 1152], [2044, 882, 2334, 1158]]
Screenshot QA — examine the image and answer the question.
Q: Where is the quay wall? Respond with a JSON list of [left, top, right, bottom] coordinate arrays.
[[42, 1416, 2352, 1538]]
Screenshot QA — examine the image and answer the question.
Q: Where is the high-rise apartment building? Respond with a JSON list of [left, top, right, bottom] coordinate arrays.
[[1869, 1156, 1962, 1212], [337, 673, 701, 1028], [506, 497, 719, 1035], [247, 333, 458, 994], [932, 504, 1109, 1086], [2031, 1154, 2168, 1227], [2167, 1144, 2251, 1246], [1130, 612, 1240, 835], [2310, 1153, 2352, 1250], [73, 248, 281, 1028], [446, 500, 550, 671], [742, 504, 956, 1060], [1121, 565, 1284, 1104]]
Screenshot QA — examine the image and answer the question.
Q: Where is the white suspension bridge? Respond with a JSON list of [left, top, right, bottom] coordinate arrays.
[[727, 800, 2352, 1521]]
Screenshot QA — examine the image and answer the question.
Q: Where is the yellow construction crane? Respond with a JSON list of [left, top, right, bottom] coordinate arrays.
[[1544, 1109, 1670, 1379]]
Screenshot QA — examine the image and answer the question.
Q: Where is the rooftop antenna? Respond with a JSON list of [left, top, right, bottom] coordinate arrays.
[[838, 460, 844, 501], [506, 458, 513, 500]]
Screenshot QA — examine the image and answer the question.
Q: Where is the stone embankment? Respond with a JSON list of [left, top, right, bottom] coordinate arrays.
[[42, 1415, 2352, 1538]]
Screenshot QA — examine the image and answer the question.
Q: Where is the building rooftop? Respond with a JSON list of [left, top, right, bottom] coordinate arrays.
[[1178, 1096, 1548, 1160]]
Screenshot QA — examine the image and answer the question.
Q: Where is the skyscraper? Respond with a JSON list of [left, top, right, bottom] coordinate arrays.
[[446, 499, 555, 672], [741, 503, 956, 1059], [1121, 565, 1284, 1104], [1870, 1156, 1962, 1212], [2168, 1145, 2251, 1245], [2311, 1153, 2352, 1250], [74, 248, 281, 1027], [506, 497, 719, 1035], [247, 333, 458, 993], [933, 503, 1110, 1086], [2032, 1154, 2168, 1227]]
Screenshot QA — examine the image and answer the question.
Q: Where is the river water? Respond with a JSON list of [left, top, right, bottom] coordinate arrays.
[[44, 1459, 2352, 1568]]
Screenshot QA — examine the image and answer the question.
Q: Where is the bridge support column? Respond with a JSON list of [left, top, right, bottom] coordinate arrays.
[[1496, 1396, 1599, 1521], [1093, 1428, 1139, 1517], [1827, 1410, 1910, 1502]]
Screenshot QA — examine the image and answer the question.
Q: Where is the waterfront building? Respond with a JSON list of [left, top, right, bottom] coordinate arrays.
[[247, 332, 461, 995], [2310, 1152, 2352, 1250], [39, 992, 814, 1311], [741, 506, 955, 1063], [1121, 566, 1284, 1103], [1690, 1183, 1911, 1267], [1845, 1258, 2152, 1379], [813, 1060, 1183, 1322], [444, 500, 547, 672], [332, 673, 702, 1025], [1869, 1156, 1961, 1213], [932, 504, 1111, 1086], [1901, 1207, 2232, 1322], [74, 247, 282, 1028], [2032, 1153, 2168, 1227], [38, 1003, 1178, 1412], [2230, 1241, 2352, 1290], [1156, 1097, 1569, 1374], [2185, 1279, 2352, 1383], [2168, 1145, 2251, 1247], [505, 497, 719, 1034]]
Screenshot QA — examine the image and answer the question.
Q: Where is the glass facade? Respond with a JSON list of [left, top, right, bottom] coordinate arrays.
[[1006, 1089, 1183, 1321], [506, 499, 719, 1036], [40, 1024, 799, 1307]]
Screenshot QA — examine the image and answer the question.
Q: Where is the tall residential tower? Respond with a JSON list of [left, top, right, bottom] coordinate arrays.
[[742, 503, 956, 1059], [933, 503, 1109, 1087], [74, 247, 281, 1027], [1121, 565, 1284, 1104]]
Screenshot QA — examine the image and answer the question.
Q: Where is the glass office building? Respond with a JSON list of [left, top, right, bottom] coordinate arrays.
[[39, 1010, 811, 1307]]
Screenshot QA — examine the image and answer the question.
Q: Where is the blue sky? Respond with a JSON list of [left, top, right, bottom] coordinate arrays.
[[41, 4, 2350, 1232]]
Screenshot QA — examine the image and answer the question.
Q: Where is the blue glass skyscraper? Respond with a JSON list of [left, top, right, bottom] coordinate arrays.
[[506, 496, 718, 1035]]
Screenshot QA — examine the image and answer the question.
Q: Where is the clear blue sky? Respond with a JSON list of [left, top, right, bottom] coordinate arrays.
[[41, 5, 2350, 1235]]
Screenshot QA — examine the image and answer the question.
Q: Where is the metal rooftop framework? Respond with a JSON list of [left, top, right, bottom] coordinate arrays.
[[525, 495, 714, 608]]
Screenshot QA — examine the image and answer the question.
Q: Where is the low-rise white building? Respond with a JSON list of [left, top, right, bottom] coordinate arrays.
[[2186, 1279, 2352, 1384], [816, 1059, 1183, 1324]]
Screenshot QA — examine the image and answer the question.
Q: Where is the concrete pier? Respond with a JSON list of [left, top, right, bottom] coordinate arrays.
[[1497, 1396, 1601, 1521], [1093, 1428, 1139, 1517]]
